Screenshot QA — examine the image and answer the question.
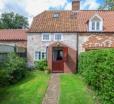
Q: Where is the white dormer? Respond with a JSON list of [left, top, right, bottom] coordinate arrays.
[[89, 14, 103, 32]]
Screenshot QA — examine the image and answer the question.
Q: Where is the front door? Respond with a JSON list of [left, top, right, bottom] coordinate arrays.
[[52, 47, 64, 72]]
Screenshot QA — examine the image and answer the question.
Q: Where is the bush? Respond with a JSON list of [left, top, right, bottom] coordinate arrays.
[[35, 59, 48, 71], [5, 53, 27, 84], [0, 69, 9, 86], [79, 49, 114, 104]]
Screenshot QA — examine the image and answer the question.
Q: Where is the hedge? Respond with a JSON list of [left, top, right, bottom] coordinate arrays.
[[79, 49, 114, 104]]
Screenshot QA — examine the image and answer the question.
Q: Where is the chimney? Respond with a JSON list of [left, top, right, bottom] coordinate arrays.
[[72, 0, 80, 11]]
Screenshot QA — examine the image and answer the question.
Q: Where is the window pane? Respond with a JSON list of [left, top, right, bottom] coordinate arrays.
[[35, 51, 41, 60], [55, 34, 62, 41], [43, 34, 49, 41], [92, 22, 95, 30], [96, 22, 100, 30], [42, 52, 46, 59]]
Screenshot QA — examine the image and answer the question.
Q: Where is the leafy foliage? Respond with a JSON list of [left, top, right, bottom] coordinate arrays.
[[35, 59, 48, 71], [0, 12, 28, 29], [0, 53, 27, 86], [5, 53, 27, 84], [99, 0, 114, 10], [79, 49, 114, 104]]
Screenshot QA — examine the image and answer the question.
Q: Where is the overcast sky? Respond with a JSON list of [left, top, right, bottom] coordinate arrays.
[[0, 0, 104, 25]]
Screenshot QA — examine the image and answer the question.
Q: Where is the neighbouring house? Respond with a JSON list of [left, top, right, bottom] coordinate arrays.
[[27, 0, 114, 73], [0, 29, 27, 62]]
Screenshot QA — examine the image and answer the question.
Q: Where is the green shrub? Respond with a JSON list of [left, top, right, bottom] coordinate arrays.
[[79, 49, 114, 104], [35, 59, 48, 71], [5, 53, 27, 84], [0, 69, 9, 86]]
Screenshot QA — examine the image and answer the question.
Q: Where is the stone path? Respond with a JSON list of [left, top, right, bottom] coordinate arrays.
[[42, 74, 60, 104]]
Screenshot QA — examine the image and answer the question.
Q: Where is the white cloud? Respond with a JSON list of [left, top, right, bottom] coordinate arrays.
[[0, 0, 5, 12], [81, 0, 100, 10], [65, 2, 72, 10], [23, 0, 67, 17]]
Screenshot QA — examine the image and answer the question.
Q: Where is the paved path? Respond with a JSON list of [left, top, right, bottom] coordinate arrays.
[[42, 74, 60, 104]]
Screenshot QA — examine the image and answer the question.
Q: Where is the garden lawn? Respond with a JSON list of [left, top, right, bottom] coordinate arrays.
[[59, 74, 97, 104], [0, 70, 50, 104]]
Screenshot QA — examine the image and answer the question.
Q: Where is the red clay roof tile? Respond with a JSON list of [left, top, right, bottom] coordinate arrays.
[[0, 29, 27, 41], [28, 10, 114, 33]]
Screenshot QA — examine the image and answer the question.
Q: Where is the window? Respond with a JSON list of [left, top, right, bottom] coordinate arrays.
[[54, 33, 63, 41], [35, 51, 46, 60], [42, 52, 46, 59], [53, 13, 60, 18], [91, 21, 101, 31], [92, 21, 95, 30], [35, 51, 41, 60], [96, 21, 100, 30], [42, 33, 50, 41], [89, 14, 103, 32]]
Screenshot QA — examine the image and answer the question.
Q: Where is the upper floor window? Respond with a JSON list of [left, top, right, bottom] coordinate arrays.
[[42, 33, 50, 41], [54, 33, 63, 41], [89, 14, 103, 32]]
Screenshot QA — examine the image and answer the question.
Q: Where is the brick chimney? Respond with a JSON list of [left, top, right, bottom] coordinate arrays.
[[72, 0, 80, 11]]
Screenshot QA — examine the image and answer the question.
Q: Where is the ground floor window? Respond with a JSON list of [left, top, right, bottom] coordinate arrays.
[[35, 51, 46, 61]]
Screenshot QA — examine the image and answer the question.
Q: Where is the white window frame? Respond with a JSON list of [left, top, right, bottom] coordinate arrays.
[[34, 51, 47, 61], [35, 51, 41, 61], [42, 33, 51, 41], [89, 14, 103, 32], [54, 33, 63, 41]]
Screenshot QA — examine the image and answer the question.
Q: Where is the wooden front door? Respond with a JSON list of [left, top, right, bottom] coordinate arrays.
[[52, 47, 64, 73]]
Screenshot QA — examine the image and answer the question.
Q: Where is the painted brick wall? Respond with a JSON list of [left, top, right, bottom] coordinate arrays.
[[27, 33, 77, 66]]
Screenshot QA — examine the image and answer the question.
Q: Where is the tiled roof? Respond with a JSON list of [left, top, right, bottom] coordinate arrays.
[[28, 11, 78, 33], [77, 10, 114, 32], [0, 29, 27, 41], [28, 10, 114, 33]]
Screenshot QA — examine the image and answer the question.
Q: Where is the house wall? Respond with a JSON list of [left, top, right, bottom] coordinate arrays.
[[78, 33, 114, 54], [0, 41, 27, 62], [27, 33, 77, 67]]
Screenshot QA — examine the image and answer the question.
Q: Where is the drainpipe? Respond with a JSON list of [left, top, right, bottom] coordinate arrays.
[[76, 33, 79, 73]]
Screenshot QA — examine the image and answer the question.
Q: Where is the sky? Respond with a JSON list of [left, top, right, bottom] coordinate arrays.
[[0, 0, 104, 25]]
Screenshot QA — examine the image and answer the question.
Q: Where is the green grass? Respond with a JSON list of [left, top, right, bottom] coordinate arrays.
[[59, 74, 97, 104], [0, 70, 50, 104]]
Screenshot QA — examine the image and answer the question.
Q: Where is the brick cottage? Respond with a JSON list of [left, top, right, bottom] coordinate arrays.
[[27, 0, 114, 73]]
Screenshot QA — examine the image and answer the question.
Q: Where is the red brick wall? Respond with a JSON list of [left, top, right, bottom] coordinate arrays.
[[78, 33, 114, 52], [64, 47, 77, 73]]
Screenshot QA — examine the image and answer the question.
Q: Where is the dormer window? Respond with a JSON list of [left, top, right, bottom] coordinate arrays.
[[89, 14, 103, 32], [53, 13, 60, 18]]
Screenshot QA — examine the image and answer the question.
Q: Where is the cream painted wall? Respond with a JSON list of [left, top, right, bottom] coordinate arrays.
[[27, 33, 77, 66]]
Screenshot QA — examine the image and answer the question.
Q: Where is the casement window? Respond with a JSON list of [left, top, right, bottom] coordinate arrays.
[[42, 52, 46, 59], [91, 21, 100, 31], [54, 33, 63, 41], [35, 51, 41, 60], [42, 33, 51, 41], [89, 14, 103, 32], [35, 51, 46, 60]]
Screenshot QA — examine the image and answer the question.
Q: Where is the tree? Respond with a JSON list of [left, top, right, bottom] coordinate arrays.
[[0, 12, 29, 29], [99, 0, 114, 10]]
